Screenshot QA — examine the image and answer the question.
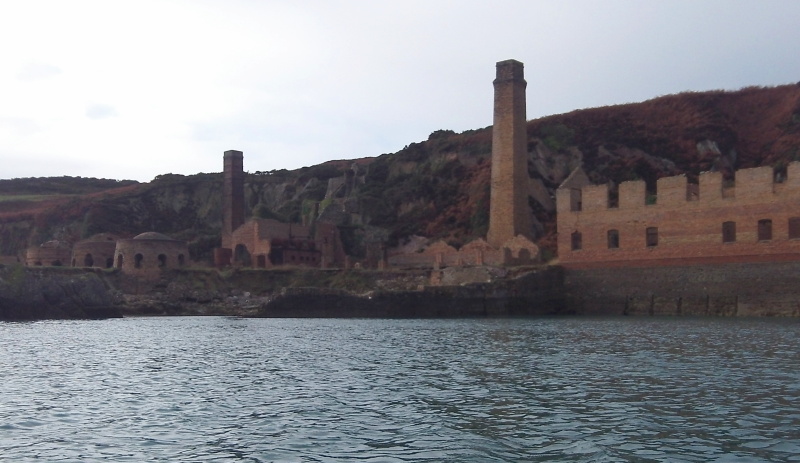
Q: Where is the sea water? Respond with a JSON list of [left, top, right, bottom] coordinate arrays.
[[1, 316, 798, 462]]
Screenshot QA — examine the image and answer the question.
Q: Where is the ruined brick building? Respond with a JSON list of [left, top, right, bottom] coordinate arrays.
[[26, 231, 190, 279], [25, 240, 71, 267], [71, 233, 118, 268], [557, 164, 800, 268], [113, 232, 190, 275], [214, 150, 346, 268]]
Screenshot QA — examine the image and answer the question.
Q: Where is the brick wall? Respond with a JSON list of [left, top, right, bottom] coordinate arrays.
[[25, 246, 71, 267], [557, 163, 800, 266], [114, 238, 190, 278]]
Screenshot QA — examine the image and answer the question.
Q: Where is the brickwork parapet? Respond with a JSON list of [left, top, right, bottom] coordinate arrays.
[[557, 162, 800, 266], [562, 163, 800, 214]]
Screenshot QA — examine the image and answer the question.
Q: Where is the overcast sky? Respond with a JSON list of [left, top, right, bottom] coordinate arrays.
[[2, 0, 799, 182]]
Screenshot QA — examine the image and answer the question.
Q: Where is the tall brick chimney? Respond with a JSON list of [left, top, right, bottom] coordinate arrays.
[[487, 59, 533, 248], [222, 149, 244, 248]]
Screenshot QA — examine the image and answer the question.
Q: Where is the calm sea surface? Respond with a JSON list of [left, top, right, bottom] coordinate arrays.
[[1, 316, 799, 462]]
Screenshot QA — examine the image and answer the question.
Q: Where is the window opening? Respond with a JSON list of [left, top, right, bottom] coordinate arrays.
[[646, 227, 658, 247], [775, 165, 788, 183], [134, 253, 143, 268], [757, 219, 772, 241], [570, 189, 582, 212], [607, 229, 620, 249], [789, 217, 800, 239], [571, 231, 582, 251], [722, 221, 736, 243], [608, 183, 619, 209]]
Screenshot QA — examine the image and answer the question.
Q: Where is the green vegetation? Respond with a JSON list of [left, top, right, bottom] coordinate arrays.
[[253, 203, 285, 221], [539, 123, 575, 152], [0, 176, 138, 196], [0, 194, 66, 203]]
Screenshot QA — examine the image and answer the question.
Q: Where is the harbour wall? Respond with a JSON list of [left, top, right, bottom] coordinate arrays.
[[259, 267, 566, 318], [564, 261, 800, 317]]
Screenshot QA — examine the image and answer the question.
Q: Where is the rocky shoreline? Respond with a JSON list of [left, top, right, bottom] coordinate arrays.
[[8, 260, 800, 321], [0, 266, 121, 321]]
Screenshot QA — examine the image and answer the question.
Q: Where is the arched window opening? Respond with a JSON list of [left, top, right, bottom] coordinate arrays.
[[607, 229, 620, 249], [116, 254, 124, 268], [646, 227, 658, 247], [158, 254, 167, 268], [106, 257, 114, 268], [134, 253, 144, 268], [571, 231, 582, 251], [84, 253, 94, 267], [757, 219, 772, 241], [722, 221, 736, 243]]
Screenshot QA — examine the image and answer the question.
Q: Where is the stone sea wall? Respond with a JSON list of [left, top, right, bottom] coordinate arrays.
[[564, 261, 800, 317], [259, 267, 566, 318]]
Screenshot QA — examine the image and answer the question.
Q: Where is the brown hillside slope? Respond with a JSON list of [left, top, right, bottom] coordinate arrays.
[[2, 84, 799, 261], [533, 84, 800, 185]]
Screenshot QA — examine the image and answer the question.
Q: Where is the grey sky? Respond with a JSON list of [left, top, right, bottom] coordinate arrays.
[[1, 0, 799, 181]]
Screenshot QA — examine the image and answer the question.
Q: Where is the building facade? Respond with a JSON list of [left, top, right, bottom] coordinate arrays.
[[114, 232, 190, 276], [228, 218, 322, 268], [25, 240, 71, 267], [557, 164, 800, 268], [71, 233, 118, 268]]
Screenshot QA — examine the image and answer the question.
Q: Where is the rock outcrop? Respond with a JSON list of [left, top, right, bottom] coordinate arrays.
[[0, 266, 121, 320]]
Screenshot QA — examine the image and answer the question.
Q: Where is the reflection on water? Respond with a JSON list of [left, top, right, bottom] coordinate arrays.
[[1, 316, 799, 462]]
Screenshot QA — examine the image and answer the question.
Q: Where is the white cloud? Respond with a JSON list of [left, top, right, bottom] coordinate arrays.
[[16, 63, 62, 82], [86, 104, 118, 120], [0, 0, 799, 181]]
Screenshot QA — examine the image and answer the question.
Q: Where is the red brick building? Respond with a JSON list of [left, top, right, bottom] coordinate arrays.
[[25, 240, 71, 267], [215, 150, 346, 269], [557, 163, 800, 268], [113, 232, 190, 276]]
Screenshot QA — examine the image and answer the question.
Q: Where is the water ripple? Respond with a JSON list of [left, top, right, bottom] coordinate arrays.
[[1, 317, 799, 461]]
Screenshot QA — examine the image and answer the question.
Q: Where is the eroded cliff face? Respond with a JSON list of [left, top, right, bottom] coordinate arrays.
[[2, 84, 799, 261]]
